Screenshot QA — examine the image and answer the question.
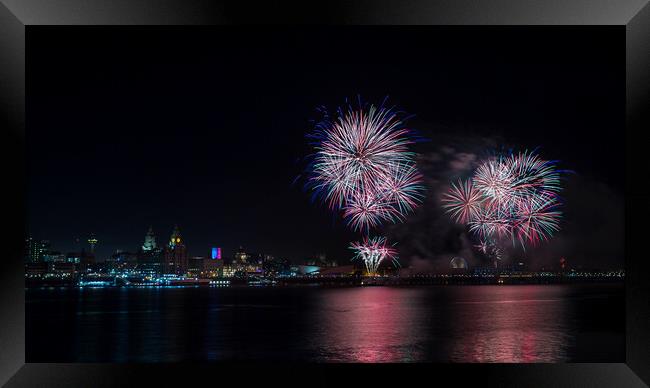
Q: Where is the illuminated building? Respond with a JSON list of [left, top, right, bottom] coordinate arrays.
[[222, 264, 237, 278], [229, 246, 262, 277], [24, 238, 53, 263], [79, 248, 96, 271], [66, 252, 82, 264], [51, 262, 76, 276], [234, 246, 249, 264], [87, 233, 98, 254], [35, 240, 50, 262], [203, 247, 223, 277], [211, 247, 222, 260], [107, 250, 137, 272], [25, 262, 48, 277], [319, 265, 355, 277], [142, 226, 157, 251], [24, 237, 37, 263], [450, 257, 469, 274], [472, 265, 498, 276], [43, 251, 65, 262], [291, 265, 320, 276], [305, 253, 337, 268], [263, 256, 291, 277], [202, 256, 223, 277], [138, 227, 163, 275], [188, 256, 205, 276], [163, 225, 188, 275]]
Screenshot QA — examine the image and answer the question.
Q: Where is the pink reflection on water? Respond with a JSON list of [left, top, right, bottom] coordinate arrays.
[[311, 285, 573, 363], [448, 286, 571, 362], [313, 287, 425, 362]]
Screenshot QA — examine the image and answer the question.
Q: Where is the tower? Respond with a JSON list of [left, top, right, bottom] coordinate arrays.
[[138, 227, 163, 276], [88, 233, 98, 254], [142, 226, 157, 251], [163, 225, 188, 275]]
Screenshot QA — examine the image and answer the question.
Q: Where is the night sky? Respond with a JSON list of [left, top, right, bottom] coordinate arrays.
[[27, 27, 624, 268]]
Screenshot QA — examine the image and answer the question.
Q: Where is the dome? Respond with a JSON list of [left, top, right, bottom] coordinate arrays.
[[450, 257, 468, 269]]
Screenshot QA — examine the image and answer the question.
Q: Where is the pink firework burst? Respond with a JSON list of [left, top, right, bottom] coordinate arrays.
[[307, 102, 425, 233], [349, 236, 398, 276], [441, 179, 483, 224]]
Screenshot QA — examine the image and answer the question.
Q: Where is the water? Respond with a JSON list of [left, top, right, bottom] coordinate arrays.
[[26, 284, 624, 362]]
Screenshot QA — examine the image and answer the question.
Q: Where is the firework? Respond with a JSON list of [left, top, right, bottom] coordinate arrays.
[[305, 100, 424, 273], [473, 157, 513, 203], [350, 236, 398, 276], [441, 179, 482, 224], [382, 161, 425, 214], [443, 150, 563, 250], [343, 190, 400, 232], [306, 102, 424, 233], [514, 193, 562, 246]]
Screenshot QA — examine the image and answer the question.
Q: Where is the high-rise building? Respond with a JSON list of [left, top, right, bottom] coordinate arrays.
[[163, 225, 188, 275], [211, 247, 221, 260], [36, 240, 50, 263], [24, 237, 37, 263], [88, 233, 98, 254]]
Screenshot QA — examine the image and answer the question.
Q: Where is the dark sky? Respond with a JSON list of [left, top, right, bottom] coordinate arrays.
[[27, 27, 624, 268]]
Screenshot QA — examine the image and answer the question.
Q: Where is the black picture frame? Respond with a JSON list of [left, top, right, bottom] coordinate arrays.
[[1, 1, 648, 386]]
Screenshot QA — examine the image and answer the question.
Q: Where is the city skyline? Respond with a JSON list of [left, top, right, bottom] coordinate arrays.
[[27, 28, 623, 270]]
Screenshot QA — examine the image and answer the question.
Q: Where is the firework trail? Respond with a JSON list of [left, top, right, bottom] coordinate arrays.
[[443, 150, 563, 255], [306, 99, 424, 275]]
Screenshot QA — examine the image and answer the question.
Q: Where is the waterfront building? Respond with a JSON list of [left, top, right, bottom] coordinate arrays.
[[142, 226, 157, 251], [262, 255, 290, 277], [25, 262, 48, 277], [291, 265, 320, 276], [233, 246, 249, 264], [472, 265, 498, 276], [24, 237, 37, 263], [318, 264, 355, 277], [26, 239, 51, 263], [107, 250, 138, 272], [163, 225, 188, 275], [211, 247, 222, 260], [230, 247, 262, 277], [188, 256, 205, 276], [81, 248, 96, 267], [66, 252, 82, 264], [221, 256, 239, 278], [42, 251, 65, 263], [87, 233, 98, 254], [51, 262, 76, 277], [37, 240, 50, 262], [137, 227, 163, 275], [203, 256, 223, 277], [450, 257, 469, 274]]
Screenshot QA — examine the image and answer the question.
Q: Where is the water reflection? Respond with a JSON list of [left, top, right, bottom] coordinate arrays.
[[446, 286, 571, 362], [311, 288, 427, 362], [27, 285, 623, 363]]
